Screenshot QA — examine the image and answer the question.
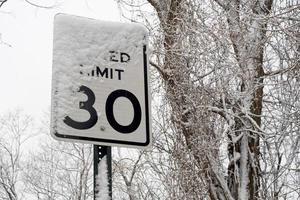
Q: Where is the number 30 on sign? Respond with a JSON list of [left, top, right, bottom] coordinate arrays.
[[64, 85, 142, 134]]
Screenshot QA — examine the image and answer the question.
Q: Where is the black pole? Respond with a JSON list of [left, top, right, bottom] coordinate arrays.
[[94, 145, 112, 200]]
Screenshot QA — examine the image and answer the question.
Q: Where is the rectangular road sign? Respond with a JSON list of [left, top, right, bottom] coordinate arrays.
[[51, 14, 151, 148]]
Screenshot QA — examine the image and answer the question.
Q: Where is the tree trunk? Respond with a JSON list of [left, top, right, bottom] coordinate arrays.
[[148, 0, 273, 199]]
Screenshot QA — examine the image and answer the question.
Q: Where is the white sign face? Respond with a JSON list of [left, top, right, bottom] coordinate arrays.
[[51, 14, 151, 148]]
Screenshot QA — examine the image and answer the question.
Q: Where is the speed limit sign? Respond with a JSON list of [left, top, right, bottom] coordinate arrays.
[[50, 14, 151, 148]]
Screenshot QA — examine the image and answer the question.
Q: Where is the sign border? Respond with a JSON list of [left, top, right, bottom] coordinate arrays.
[[52, 45, 150, 147]]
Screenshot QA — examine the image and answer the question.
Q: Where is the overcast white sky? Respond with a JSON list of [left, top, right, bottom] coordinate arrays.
[[0, 0, 121, 119]]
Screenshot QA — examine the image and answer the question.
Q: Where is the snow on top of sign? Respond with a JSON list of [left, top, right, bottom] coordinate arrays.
[[54, 14, 147, 52], [51, 14, 148, 134]]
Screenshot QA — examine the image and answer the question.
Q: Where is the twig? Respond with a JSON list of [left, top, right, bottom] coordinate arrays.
[[24, 0, 57, 9], [0, 0, 7, 8], [149, 60, 165, 76]]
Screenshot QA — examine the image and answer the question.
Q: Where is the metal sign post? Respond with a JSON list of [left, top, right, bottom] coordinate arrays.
[[94, 145, 112, 200]]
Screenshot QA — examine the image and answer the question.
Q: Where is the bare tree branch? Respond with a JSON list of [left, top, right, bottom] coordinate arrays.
[[24, 0, 57, 9], [0, 0, 7, 8]]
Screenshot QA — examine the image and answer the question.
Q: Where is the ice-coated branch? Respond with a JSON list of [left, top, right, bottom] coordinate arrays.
[[147, 0, 160, 11], [24, 0, 58, 9], [213, 0, 229, 10], [0, 0, 7, 8], [149, 60, 166, 77], [207, 155, 235, 200]]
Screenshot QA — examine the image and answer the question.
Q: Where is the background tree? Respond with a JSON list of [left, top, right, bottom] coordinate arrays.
[[116, 0, 300, 199], [0, 110, 94, 200], [23, 141, 93, 200], [23, 115, 93, 200], [0, 110, 34, 200]]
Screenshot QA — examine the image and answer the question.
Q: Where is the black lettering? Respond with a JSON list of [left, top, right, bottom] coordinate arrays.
[[109, 51, 118, 62], [115, 69, 124, 80], [120, 52, 130, 63], [96, 66, 108, 78], [106, 90, 141, 134], [110, 68, 113, 79], [64, 85, 98, 130], [79, 64, 83, 74]]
